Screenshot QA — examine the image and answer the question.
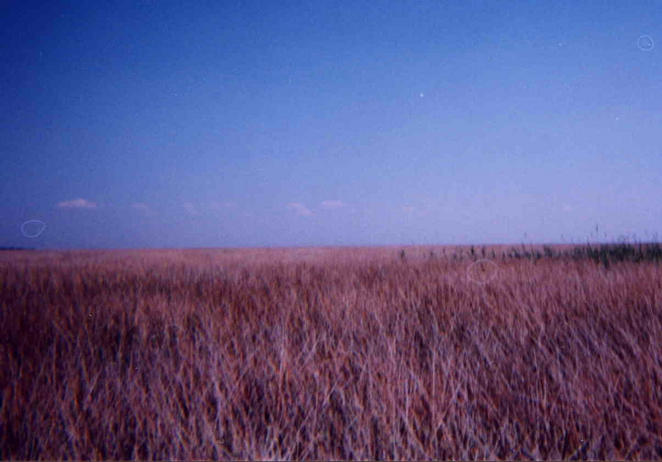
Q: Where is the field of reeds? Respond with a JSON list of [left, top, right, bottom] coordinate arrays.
[[2, 243, 662, 460]]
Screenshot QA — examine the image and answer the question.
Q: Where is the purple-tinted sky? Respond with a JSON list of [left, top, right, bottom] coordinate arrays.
[[2, 1, 661, 249]]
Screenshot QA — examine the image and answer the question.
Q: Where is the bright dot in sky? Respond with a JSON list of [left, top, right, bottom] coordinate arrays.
[[419, 92, 424, 98], [637, 35, 654, 51]]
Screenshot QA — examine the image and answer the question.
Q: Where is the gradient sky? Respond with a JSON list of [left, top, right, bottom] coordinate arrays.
[[2, 0, 661, 249]]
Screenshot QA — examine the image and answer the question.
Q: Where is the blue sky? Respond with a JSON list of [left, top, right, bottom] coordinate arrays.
[[1, 0, 661, 249]]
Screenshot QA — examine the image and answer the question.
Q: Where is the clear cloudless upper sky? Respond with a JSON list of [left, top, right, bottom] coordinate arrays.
[[1, 0, 661, 249]]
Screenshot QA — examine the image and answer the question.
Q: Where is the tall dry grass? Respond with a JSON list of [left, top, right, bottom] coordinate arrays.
[[1, 245, 662, 460]]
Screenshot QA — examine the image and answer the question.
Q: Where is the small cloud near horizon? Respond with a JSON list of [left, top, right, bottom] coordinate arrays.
[[56, 198, 97, 209], [287, 202, 313, 216], [320, 200, 345, 209]]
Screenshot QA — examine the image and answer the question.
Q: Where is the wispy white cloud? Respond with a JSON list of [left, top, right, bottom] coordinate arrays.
[[56, 198, 97, 209], [287, 202, 313, 216], [320, 200, 345, 209]]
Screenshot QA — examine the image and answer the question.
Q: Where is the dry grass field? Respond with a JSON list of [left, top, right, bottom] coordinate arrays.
[[2, 244, 662, 460]]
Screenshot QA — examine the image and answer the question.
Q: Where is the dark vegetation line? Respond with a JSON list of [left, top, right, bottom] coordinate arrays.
[[493, 242, 662, 268], [399, 241, 662, 268]]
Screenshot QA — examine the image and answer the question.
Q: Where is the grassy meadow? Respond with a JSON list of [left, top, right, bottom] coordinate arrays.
[[2, 244, 662, 460]]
